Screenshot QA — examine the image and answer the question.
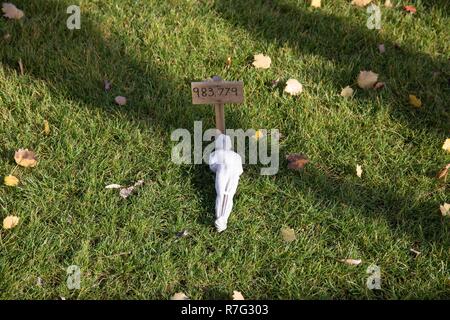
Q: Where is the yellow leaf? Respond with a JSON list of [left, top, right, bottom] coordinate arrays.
[[384, 0, 393, 8], [409, 95, 422, 108], [442, 138, 450, 153], [340, 86, 354, 97], [281, 227, 296, 242], [232, 291, 245, 300], [253, 130, 264, 140], [170, 292, 189, 300], [44, 120, 50, 135], [2, 3, 24, 20], [356, 164, 363, 178], [311, 0, 321, 8], [284, 79, 303, 96], [14, 149, 37, 168], [3, 215, 19, 229], [4, 175, 19, 187], [440, 203, 450, 216], [252, 54, 271, 69], [357, 71, 378, 89], [351, 0, 372, 6]]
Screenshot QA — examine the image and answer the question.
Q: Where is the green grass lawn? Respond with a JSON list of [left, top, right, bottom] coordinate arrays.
[[0, 0, 449, 299]]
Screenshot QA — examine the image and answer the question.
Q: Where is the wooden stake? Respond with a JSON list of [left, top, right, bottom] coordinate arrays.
[[212, 76, 225, 133]]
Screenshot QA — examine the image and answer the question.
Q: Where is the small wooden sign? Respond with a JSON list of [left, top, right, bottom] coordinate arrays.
[[191, 80, 244, 105]]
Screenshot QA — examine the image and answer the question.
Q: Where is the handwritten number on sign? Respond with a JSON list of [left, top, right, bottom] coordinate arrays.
[[192, 87, 238, 98]]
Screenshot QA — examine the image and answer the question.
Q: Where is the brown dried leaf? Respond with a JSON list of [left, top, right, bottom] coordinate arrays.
[[351, 0, 372, 7], [281, 227, 296, 242], [2, 3, 24, 20], [340, 86, 354, 97], [171, 292, 189, 300], [14, 149, 37, 168], [340, 258, 362, 266], [104, 80, 112, 92], [3, 215, 19, 229], [311, 0, 321, 8], [440, 203, 450, 217], [252, 54, 271, 69], [232, 291, 245, 300], [18, 59, 24, 75], [437, 164, 450, 180], [374, 82, 385, 90], [287, 153, 309, 170], [226, 56, 232, 67], [284, 79, 303, 96], [357, 71, 379, 89]]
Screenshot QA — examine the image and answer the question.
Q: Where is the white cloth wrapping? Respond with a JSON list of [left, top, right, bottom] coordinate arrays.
[[209, 134, 243, 232]]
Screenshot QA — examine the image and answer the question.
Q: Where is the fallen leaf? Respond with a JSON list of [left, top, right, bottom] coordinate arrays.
[[4, 175, 19, 187], [253, 130, 264, 140], [340, 86, 354, 97], [14, 149, 37, 168], [176, 230, 189, 238], [311, 0, 321, 8], [437, 164, 450, 180], [3, 33, 11, 40], [404, 5, 416, 13], [171, 292, 189, 300], [378, 44, 386, 53], [232, 291, 245, 300], [284, 79, 303, 96], [384, 0, 393, 8], [440, 203, 450, 217], [442, 138, 450, 153], [3, 215, 19, 229], [409, 94, 422, 108], [357, 71, 379, 89], [105, 184, 122, 189], [115, 96, 127, 106], [104, 80, 112, 92], [2, 3, 24, 20], [287, 153, 309, 170], [18, 59, 24, 75], [43, 120, 50, 135], [270, 78, 280, 89], [226, 56, 232, 67], [374, 82, 385, 90], [356, 164, 363, 178], [340, 259, 362, 266], [281, 227, 296, 242], [119, 179, 144, 199], [351, 0, 372, 7], [252, 54, 271, 69]]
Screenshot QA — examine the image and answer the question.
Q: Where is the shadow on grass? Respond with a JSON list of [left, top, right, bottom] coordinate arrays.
[[214, 0, 450, 134], [0, 0, 448, 253]]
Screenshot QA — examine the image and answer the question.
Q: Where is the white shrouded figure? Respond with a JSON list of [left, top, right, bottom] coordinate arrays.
[[209, 134, 243, 232]]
